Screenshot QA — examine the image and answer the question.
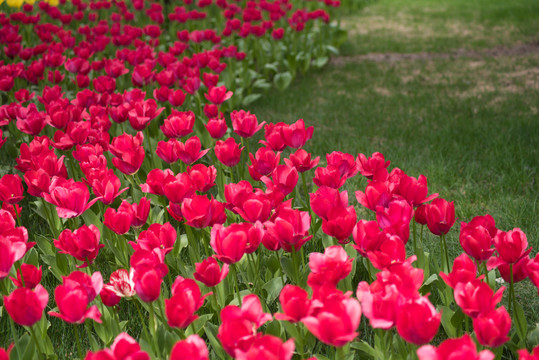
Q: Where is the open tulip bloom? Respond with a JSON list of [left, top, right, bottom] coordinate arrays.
[[0, 0, 537, 358]]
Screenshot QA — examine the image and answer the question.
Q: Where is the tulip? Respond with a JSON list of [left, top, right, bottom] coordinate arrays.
[[357, 152, 390, 179], [109, 132, 145, 175], [473, 307, 511, 348], [417, 334, 494, 360], [10, 264, 42, 289], [170, 335, 209, 360], [460, 215, 497, 261], [235, 335, 295, 360], [131, 249, 168, 303], [376, 199, 413, 243], [205, 117, 228, 139], [0, 174, 24, 204], [396, 296, 441, 345], [163, 172, 195, 204], [453, 279, 504, 318], [131, 222, 177, 256], [280, 119, 313, 148], [0, 236, 27, 280], [85, 333, 149, 360], [307, 246, 353, 292], [194, 256, 229, 287], [355, 181, 393, 211], [165, 277, 209, 328], [131, 197, 151, 228], [426, 198, 455, 236], [176, 136, 210, 165], [43, 177, 100, 218], [321, 206, 357, 243], [54, 225, 103, 267], [284, 149, 319, 173], [261, 122, 287, 151], [275, 285, 314, 323], [233, 193, 273, 223], [215, 137, 243, 167], [188, 164, 217, 192], [356, 280, 399, 329], [326, 151, 359, 179], [528, 253, 539, 295], [264, 207, 311, 252], [313, 166, 347, 188], [517, 346, 539, 360], [231, 110, 265, 138], [439, 253, 478, 289], [205, 86, 233, 105], [270, 164, 298, 196], [248, 148, 281, 181], [210, 223, 249, 264], [494, 228, 528, 264], [367, 234, 407, 270], [397, 174, 438, 207], [161, 111, 195, 139], [352, 220, 384, 256], [302, 291, 361, 347], [104, 202, 134, 235], [310, 186, 349, 220], [88, 169, 128, 205], [4, 285, 49, 326], [140, 168, 174, 196], [182, 195, 226, 229], [49, 271, 103, 324]]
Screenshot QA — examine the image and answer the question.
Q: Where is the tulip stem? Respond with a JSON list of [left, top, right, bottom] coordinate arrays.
[[73, 324, 83, 359], [295, 323, 305, 359], [134, 301, 152, 349], [231, 264, 242, 305], [277, 251, 286, 287], [509, 263, 514, 316], [442, 234, 451, 273], [336, 346, 345, 360], [412, 220, 417, 254], [291, 246, 301, 285], [29, 325, 44, 360], [301, 172, 312, 218]]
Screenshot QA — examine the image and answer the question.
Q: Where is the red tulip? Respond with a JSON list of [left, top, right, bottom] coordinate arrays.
[[261, 122, 287, 151], [140, 169, 174, 196], [166, 277, 209, 328], [284, 149, 319, 173], [326, 151, 359, 179], [43, 177, 100, 218], [0, 234, 27, 280], [188, 164, 217, 192], [235, 335, 295, 360], [233, 193, 273, 223], [453, 279, 504, 318], [275, 285, 314, 323], [414, 204, 428, 225], [355, 181, 394, 211], [366, 234, 406, 270], [280, 119, 313, 148], [307, 246, 352, 293], [231, 110, 265, 138], [131, 197, 151, 228], [205, 116, 228, 139], [518, 346, 539, 360], [170, 335, 209, 360], [0, 174, 24, 204], [417, 334, 494, 360], [210, 223, 249, 264], [357, 152, 390, 179], [352, 220, 384, 257], [321, 205, 357, 243], [528, 253, 539, 296], [356, 280, 399, 329], [397, 174, 438, 207], [177, 136, 210, 165], [182, 195, 226, 228], [494, 228, 528, 264], [264, 206, 311, 252], [248, 148, 280, 181], [85, 333, 150, 360], [302, 291, 361, 347], [110, 132, 145, 175], [396, 296, 441, 345], [460, 215, 497, 261], [88, 169, 128, 205], [376, 199, 412, 243], [215, 137, 243, 167], [104, 201, 134, 235], [310, 186, 349, 220], [426, 198, 455, 236], [10, 264, 42, 289], [49, 271, 103, 324], [439, 253, 478, 289], [54, 225, 103, 267], [205, 86, 233, 105], [473, 307, 511, 348], [313, 166, 347, 188], [194, 256, 229, 287], [131, 222, 177, 256], [161, 111, 195, 139], [4, 285, 48, 326], [131, 249, 168, 303]]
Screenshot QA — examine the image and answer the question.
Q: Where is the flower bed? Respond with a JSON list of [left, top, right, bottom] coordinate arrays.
[[0, 0, 539, 359]]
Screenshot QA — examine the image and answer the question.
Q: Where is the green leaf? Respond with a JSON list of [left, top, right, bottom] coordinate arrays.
[[514, 301, 528, 341], [273, 72, 293, 91], [204, 323, 227, 360], [325, 45, 340, 55], [313, 56, 329, 69], [440, 305, 456, 338], [264, 63, 279, 73], [350, 340, 376, 358], [450, 307, 465, 334], [242, 93, 262, 106], [280, 256, 295, 283], [252, 79, 272, 90], [189, 314, 213, 335], [423, 274, 438, 286], [263, 276, 285, 303], [527, 322, 539, 347], [81, 208, 103, 233]]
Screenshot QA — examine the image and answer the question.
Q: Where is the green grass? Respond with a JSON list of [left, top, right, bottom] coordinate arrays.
[[248, 0, 539, 324]]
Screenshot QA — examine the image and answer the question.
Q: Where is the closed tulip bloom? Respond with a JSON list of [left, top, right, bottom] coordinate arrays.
[[170, 335, 209, 360], [261, 122, 287, 151], [166, 277, 209, 329], [426, 198, 455, 236], [10, 264, 42, 289], [0, 237, 27, 280], [49, 271, 103, 324], [4, 285, 48, 326], [275, 285, 314, 323], [357, 152, 390, 180], [248, 148, 281, 181], [313, 166, 347, 189], [284, 149, 319, 173], [131, 222, 177, 256], [215, 137, 243, 167], [280, 119, 313, 148], [310, 186, 350, 220], [54, 225, 103, 267], [205, 117, 228, 139], [460, 223, 496, 262], [270, 165, 298, 196], [156, 139, 182, 164], [131, 249, 168, 303], [85, 333, 150, 360], [454, 279, 504, 318], [302, 291, 361, 347], [211, 223, 248, 264], [194, 256, 229, 287], [236, 335, 295, 360], [396, 296, 441, 345], [307, 246, 353, 291], [233, 193, 273, 223], [109, 132, 145, 175], [231, 110, 265, 138], [494, 228, 528, 264], [205, 86, 233, 105], [44, 177, 100, 219], [264, 207, 312, 252], [439, 253, 478, 289], [0, 174, 24, 204], [473, 307, 511, 348], [164, 173, 195, 204], [352, 220, 384, 257], [161, 111, 195, 139], [397, 174, 438, 207], [132, 197, 151, 228], [417, 334, 495, 360], [367, 234, 406, 270], [414, 204, 428, 225]]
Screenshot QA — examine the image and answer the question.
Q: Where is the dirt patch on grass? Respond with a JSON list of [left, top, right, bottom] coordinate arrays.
[[331, 43, 539, 65]]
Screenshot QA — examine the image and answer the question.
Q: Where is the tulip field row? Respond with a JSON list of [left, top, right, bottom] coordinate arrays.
[[0, 0, 538, 359]]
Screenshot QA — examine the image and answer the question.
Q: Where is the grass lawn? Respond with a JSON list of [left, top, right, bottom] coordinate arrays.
[[247, 0, 539, 322]]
